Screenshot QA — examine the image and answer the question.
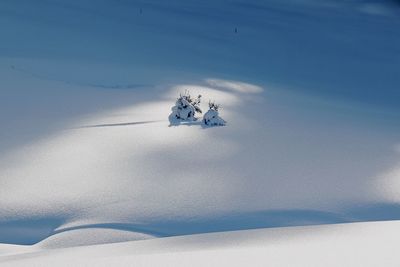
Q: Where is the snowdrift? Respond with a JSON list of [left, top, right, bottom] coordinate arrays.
[[1, 221, 399, 266]]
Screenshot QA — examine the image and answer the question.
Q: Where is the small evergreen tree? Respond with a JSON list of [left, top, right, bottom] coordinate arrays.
[[203, 101, 226, 126], [172, 91, 202, 121]]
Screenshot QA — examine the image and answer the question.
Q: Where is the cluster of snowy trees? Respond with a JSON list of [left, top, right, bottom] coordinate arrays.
[[170, 91, 226, 126]]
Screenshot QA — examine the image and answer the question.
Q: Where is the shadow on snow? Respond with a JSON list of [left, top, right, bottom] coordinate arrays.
[[3, 203, 400, 245]]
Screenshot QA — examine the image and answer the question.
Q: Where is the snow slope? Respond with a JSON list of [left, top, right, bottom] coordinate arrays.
[[1, 57, 399, 246], [0, 0, 400, 264], [1, 62, 399, 245], [1, 220, 399, 266]]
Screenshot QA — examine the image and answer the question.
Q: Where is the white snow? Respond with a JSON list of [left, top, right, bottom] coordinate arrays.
[[1, 71, 397, 233], [1, 221, 399, 266], [36, 228, 154, 249], [0, 0, 400, 265]]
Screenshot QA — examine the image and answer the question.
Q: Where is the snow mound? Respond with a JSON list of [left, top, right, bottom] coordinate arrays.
[[36, 228, 154, 249], [1, 221, 400, 266]]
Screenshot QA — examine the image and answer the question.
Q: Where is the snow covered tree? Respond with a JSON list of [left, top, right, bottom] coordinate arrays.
[[203, 101, 226, 126], [171, 91, 202, 121]]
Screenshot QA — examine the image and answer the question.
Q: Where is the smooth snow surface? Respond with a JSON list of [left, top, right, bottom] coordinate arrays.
[[1, 60, 399, 246], [1, 221, 399, 266], [0, 0, 400, 265], [36, 228, 154, 249]]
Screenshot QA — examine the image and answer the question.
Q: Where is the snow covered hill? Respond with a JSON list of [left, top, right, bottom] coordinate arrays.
[[1, 62, 399, 246], [0, 0, 400, 265], [1, 220, 399, 266]]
